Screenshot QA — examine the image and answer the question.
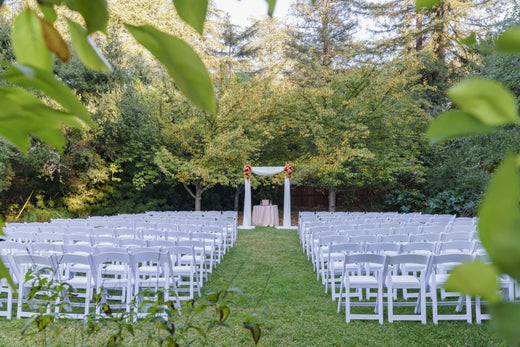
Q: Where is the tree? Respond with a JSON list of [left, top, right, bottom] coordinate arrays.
[[154, 84, 257, 211], [287, 0, 356, 68], [207, 11, 260, 78]]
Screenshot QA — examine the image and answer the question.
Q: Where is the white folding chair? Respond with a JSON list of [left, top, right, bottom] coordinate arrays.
[[147, 240, 176, 249], [400, 242, 436, 256], [13, 254, 59, 319], [379, 234, 410, 243], [440, 231, 473, 242], [29, 243, 64, 256], [410, 233, 441, 243], [0, 254, 14, 319], [337, 253, 387, 324], [386, 254, 430, 324], [130, 250, 180, 317], [349, 235, 379, 244], [91, 236, 119, 247], [57, 253, 95, 319], [474, 255, 515, 324], [163, 246, 199, 300], [317, 235, 350, 283], [119, 239, 147, 249], [0, 241, 29, 255], [92, 252, 133, 316], [36, 232, 66, 245], [64, 233, 92, 246], [325, 243, 364, 300], [429, 254, 473, 324], [176, 240, 207, 284]]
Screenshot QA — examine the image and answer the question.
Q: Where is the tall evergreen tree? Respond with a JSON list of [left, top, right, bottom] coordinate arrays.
[[287, 0, 357, 69]]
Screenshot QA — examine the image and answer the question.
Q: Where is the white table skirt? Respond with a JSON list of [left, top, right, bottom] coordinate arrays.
[[252, 205, 279, 227]]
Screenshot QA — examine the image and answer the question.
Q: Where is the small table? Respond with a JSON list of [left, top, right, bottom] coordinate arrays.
[[252, 205, 279, 227]]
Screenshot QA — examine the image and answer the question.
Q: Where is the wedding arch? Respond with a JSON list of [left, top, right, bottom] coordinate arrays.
[[240, 164, 296, 229]]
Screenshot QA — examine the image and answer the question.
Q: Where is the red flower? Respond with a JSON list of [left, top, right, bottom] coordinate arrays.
[[284, 164, 293, 179], [243, 164, 252, 179]]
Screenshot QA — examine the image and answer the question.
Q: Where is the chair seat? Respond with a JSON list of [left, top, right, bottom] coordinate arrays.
[[172, 266, 193, 275], [136, 278, 170, 287], [63, 276, 95, 287], [389, 275, 420, 286], [433, 274, 450, 285], [136, 266, 164, 275], [349, 276, 378, 286]]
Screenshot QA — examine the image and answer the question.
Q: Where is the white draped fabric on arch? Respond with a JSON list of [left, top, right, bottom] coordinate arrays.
[[240, 165, 296, 229]]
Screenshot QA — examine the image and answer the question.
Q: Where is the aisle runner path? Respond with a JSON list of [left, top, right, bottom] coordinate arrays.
[[203, 227, 497, 346]]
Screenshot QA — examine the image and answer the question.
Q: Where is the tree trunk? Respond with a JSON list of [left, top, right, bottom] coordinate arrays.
[[415, 13, 423, 51], [319, 0, 332, 68], [328, 185, 337, 212], [182, 183, 203, 211], [195, 183, 203, 211]]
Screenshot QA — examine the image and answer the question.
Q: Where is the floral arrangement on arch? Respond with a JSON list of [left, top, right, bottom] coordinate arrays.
[[284, 164, 293, 179], [243, 164, 252, 179]]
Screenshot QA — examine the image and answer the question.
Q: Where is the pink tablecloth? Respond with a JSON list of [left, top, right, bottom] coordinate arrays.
[[252, 205, 279, 227]]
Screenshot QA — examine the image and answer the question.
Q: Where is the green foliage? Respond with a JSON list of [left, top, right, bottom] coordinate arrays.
[[490, 302, 520, 345], [384, 189, 427, 213], [64, 0, 109, 34], [265, 0, 276, 16], [12, 9, 53, 72], [448, 79, 519, 126], [497, 26, 520, 53], [173, 0, 208, 34], [21, 268, 73, 345], [67, 19, 113, 72], [426, 110, 491, 142], [415, 0, 440, 10], [427, 189, 466, 215], [444, 261, 501, 303], [0, 87, 83, 152], [428, 78, 519, 146], [126, 24, 217, 114], [478, 155, 520, 283], [3, 64, 93, 126], [425, 17, 520, 344]]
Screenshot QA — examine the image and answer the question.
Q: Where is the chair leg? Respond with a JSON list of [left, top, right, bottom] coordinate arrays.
[[7, 288, 12, 320], [420, 283, 426, 324], [387, 283, 394, 323], [377, 285, 384, 325], [475, 296, 483, 324], [466, 295, 472, 323], [432, 285, 438, 325], [337, 279, 344, 313], [345, 285, 351, 323]]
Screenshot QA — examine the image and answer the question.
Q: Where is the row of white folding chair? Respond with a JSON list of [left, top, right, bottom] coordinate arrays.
[[9, 223, 230, 239], [0, 249, 193, 320], [0, 240, 213, 291], [300, 222, 464, 255], [301, 212, 457, 224], [10, 218, 233, 234], [335, 253, 512, 324], [310, 231, 477, 271], [319, 240, 480, 296], [4, 229, 228, 256], [300, 212, 467, 228]]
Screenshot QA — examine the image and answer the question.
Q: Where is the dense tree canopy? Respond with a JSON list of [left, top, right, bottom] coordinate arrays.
[[0, 0, 519, 219]]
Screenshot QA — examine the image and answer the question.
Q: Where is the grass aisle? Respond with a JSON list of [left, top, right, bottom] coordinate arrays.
[[205, 227, 504, 346]]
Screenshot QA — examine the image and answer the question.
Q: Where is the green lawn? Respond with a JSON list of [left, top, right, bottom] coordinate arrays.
[[0, 227, 505, 346]]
